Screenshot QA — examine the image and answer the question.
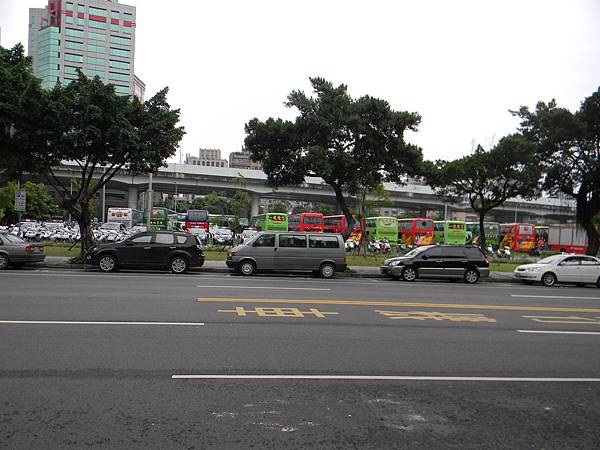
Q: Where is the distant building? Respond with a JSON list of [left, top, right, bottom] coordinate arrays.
[[229, 148, 261, 171], [28, 0, 143, 100], [185, 148, 228, 168]]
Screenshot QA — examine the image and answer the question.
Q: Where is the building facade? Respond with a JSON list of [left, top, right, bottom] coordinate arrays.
[[28, 0, 141, 99], [229, 148, 262, 170], [185, 148, 229, 168]]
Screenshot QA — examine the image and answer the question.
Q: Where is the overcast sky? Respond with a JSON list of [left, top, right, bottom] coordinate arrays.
[[1, 0, 599, 163]]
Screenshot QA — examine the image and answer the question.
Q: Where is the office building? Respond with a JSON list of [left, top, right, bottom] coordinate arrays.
[[185, 148, 228, 168], [229, 148, 262, 171], [28, 0, 142, 99]]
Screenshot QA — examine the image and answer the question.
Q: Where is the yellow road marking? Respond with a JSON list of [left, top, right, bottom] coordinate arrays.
[[197, 298, 600, 314], [218, 307, 339, 318]]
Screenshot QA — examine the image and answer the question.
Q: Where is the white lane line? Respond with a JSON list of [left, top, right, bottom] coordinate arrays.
[[0, 320, 204, 326], [172, 374, 600, 382], [512, 295, 600, 301], [517, 330, 600, 336], [196, 285, 330, 291]]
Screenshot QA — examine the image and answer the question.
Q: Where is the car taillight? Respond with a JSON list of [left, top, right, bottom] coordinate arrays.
[[25, 245, 35, 253]]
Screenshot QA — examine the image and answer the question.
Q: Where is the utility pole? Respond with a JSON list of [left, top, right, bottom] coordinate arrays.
[[147, 173, 153, 229]]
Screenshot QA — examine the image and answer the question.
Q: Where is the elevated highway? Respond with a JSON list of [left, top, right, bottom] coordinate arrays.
[[48, 162, 575, 222]]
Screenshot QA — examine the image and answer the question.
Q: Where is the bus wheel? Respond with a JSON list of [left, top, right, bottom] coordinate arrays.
[[239, 260, 256, 276]]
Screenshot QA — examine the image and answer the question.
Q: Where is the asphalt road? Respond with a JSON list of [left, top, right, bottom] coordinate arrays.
[[1, 268, 600, 448]]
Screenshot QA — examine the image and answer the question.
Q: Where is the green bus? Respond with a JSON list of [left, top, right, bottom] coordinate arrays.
[[466, 222, 501, 249], [434, 220, 467, 245], [143, 207, 178, 231], [365, 216, 398, 242], [251, 213, 288, 231]]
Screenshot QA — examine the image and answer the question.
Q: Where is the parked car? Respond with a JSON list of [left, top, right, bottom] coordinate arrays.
[[226, 231, 347, 278], [381, 245, 490, 284], [0, 232, 45, 269], [86, 231, 204, 274], [514, 254, 600, 287]]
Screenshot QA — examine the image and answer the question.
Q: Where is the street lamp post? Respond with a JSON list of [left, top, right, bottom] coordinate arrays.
[[147, 173, 153, 229]]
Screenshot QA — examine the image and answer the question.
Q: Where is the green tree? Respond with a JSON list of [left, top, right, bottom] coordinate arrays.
[[270, 202, 288, 214], [426, 135, 541, 251], [230, 191, 251, 218], [245, 77, 423, 235], [1, 69, 184, 258], [0, 181, 58, 223], [0, 44, 48, 180], [512, 89, 600, 255]]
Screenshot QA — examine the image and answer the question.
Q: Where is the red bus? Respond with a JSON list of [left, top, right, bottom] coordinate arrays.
[[288, 212, 324, 232], [398, 218, 435, 247], [323, 215, 363, 235], [500, 223, 536, 252], [185, 209, 209, 231]]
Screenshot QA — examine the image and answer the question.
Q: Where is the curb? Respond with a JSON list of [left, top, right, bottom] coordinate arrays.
[[30, 260, 518, 283]]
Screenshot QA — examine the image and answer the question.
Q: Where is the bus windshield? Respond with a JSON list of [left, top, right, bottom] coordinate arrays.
[[304, 215, 323, 225], [187, 210, 208, 221]]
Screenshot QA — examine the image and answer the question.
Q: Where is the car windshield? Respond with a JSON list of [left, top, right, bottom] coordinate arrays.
[[537, 255, 564, 264], [404, 246, 431, 256], [1, 233, 25, 244]]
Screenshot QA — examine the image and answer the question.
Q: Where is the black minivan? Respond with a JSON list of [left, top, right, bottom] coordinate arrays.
[[381, 245, 490, 283], [86, 231, 204, 274]]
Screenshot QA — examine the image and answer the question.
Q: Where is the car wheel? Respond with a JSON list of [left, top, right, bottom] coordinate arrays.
[[0, 253, 9, 270], [464, 268, 480, 284], [170, 256, 189, 274], [98, 254, 117, 272], [401, 266, 417, 282], [319, 262, 335, 279], [239, 260, 256, 276], [541, 272, 556, 287], [596, 276, 600, 288]]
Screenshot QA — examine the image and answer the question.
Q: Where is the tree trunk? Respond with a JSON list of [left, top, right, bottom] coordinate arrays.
[[75, 201, 96, 262], [478, 211, 487, 252], [576, 194, 600, 256], [333, 187, 353, 240]]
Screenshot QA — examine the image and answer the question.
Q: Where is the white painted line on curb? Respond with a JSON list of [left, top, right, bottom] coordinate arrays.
[[196, 285, 330, 291], [0, 320, 204, 326], [512, 295, 600, 300], [517, 330, 600, 336], [171, 374, 600, 382]]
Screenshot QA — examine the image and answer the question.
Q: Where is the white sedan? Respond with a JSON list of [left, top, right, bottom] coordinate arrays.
[[514, 254, 600, 287]]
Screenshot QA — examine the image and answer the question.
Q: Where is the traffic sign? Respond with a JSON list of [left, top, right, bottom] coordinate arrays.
[[14, 190, 26, 212]]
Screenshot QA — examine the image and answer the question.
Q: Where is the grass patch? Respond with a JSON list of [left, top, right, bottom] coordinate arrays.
[[42, 244, 81, 257]]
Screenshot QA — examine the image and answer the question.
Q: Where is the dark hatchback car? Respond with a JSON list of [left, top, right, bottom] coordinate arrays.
[[381, 245, 490, 284], [86, 231, 204, 274]]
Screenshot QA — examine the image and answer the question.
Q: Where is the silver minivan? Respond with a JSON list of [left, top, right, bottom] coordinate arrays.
[[226, 231, 347, 278]]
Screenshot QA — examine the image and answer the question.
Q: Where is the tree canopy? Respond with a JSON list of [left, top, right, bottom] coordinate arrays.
[[0, 181, 57, 223], [512, 88, 600, 255], [0, 43, 185, 257], [245, 77, 424, 233], [427, 135, 541, 250]]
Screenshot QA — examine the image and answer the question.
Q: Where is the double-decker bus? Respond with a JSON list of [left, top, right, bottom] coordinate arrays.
[[106, 208, 143, 228], [323, 215, 363, 235], [466, 222, 501, 249], [365, 217, 398, 242], [143, 207, 177, 231], [500, 223, 536, 252], [434, 220, 467, 245], [251, 213, 288, 231], [185, 209, 209, 232], [288, 212, 324, 232], [398, 218, 434, 247]]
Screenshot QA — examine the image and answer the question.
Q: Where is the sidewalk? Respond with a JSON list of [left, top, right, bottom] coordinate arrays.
[[36, 256, 517, 282]]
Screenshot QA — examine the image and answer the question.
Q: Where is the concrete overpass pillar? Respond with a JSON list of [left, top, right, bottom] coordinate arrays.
[[128, 186, 139, 210], [251, 193, 260, 217]]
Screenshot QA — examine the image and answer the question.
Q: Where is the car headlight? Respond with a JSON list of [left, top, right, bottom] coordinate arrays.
[[390, 260, 404, 267]]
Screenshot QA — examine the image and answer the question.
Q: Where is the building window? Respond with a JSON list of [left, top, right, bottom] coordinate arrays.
[[109, 72, 129, 82], [87, 56, 105, 66], [88, 44, 105, 53], [109, 60, 130, 69], [114, 85, 130, 95], [85, 68, 104, 78], [110, 35, 131, 46], [89, 20, 107, 29], [109, 47, 130, 58], [88, 31, 106, 41], [65, 28, 84, 38], [64, 53, 83, 63], [65, 41, 83, 50], [89, 7, 107, 17], [111, 11, 120, 19]]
